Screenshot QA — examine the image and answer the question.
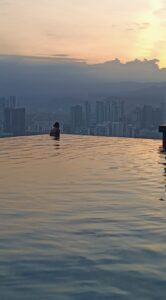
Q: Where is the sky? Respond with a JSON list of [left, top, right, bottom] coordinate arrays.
[[0, 0, 166, 67]]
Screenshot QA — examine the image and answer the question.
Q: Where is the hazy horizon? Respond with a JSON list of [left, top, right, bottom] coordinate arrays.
[[0, 55, 166, 110]]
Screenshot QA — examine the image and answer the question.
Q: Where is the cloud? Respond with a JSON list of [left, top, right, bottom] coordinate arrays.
[[0, 55, 165, 82], [125, 22, 150, 32], [154, 0, 166, 18], [90, 58, 163, 81], [50, 55, 87, 63], [0, 54, 87, 65], [0, 55, 165, 107], [51, 54, 69, 58]]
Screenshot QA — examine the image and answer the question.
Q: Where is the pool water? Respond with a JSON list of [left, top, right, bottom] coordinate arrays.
[[0, 134, 165, 299]]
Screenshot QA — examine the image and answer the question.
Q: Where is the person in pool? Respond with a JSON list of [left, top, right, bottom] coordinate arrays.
[[50, 122, 60, 139]]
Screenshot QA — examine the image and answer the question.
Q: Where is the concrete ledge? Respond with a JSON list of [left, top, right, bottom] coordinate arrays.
[[159, 125, 166, 132], [159, 125, 166, 151]]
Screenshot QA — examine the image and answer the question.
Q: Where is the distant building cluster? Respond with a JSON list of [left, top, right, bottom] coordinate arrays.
[[26, 113, 55, 135], [0, 96, 26, 137], [0, 95, 164, 140], [63, 99, 165, 139]]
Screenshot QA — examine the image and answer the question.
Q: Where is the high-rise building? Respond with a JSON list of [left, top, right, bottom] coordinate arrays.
[[0, 97, 5, 132], [141, 105, 153, 129], [117, 100, 125, 122], [111, 121, 124, 137], [104, 100, 111, 122], [95, 124, 109, 136], [70, 105, 83, 130], [126, 124, 136, 138], [4, 107, 26, 136], [153, 107, 162, 128], [96, 101, 104, 124], [110, 100, 118, 122], [110, 100, 125, 123], [132, 107, 142, 129], [85, 101, 91, 127], [6, 96, 17, 109]]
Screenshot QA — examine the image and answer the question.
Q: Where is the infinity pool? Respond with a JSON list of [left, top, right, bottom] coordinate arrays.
[[0, 134, 165, 299]]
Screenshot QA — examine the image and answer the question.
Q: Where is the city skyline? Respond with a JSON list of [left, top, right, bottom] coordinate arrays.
[[0, 0, 166, 67], [0, 95, 163, 139]]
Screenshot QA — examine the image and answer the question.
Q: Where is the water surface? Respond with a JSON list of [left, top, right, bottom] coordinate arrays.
[[0, 135, 166, 299]]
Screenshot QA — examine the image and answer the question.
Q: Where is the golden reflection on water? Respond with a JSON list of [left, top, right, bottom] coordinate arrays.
[[0, 134, 166, 300], [0, 135, 165, 205]]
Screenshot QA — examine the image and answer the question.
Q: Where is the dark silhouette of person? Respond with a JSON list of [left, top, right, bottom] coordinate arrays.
[[50, 122, 60, 139]]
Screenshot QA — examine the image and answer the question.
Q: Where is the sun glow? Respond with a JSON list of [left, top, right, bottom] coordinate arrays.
[[0, 0, 165, 67]]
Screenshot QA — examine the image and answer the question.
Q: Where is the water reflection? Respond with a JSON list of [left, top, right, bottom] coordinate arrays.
[[0, 135, 165, 300], [54, 140, 60, 148], [158, 149, 166, 201]]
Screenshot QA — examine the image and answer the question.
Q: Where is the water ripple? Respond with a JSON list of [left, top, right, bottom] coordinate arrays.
[[0, 134, 166, 300]]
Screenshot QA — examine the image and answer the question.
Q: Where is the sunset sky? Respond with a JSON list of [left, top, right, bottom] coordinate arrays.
[[0, 0, 166, 67]]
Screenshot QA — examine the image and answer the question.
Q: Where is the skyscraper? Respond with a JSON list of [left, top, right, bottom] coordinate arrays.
[[0, 97, 5, 132], [117, 100, 125, 122], [4, 107, 26, 136], [132, 107, 141, 129], [85, 101, 91, 127], [110, 100, 118, 123], [6, 96, 17, 109], [104, 100, 111, 122], [141, 105, 153, 129], [96, 101, 104, 124], [70, 105, 83, 131], [110, 100, 125, 123]]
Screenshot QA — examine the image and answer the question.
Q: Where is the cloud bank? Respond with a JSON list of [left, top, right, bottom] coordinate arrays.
[[0, 55, 165, 81], [0, 56, 165, 105]]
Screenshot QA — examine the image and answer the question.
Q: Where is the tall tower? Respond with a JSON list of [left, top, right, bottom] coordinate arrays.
[[104, 100, 111, 122], [4, 107, 26, 135], [117, 100, 125, 122], [85, 101, 91, 128], [96, 101, 104, 124], [70, 105, 83, 130], [110, 100, 118, 122], [6, 96, 17, 108], [0, 97, 5, 131]]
